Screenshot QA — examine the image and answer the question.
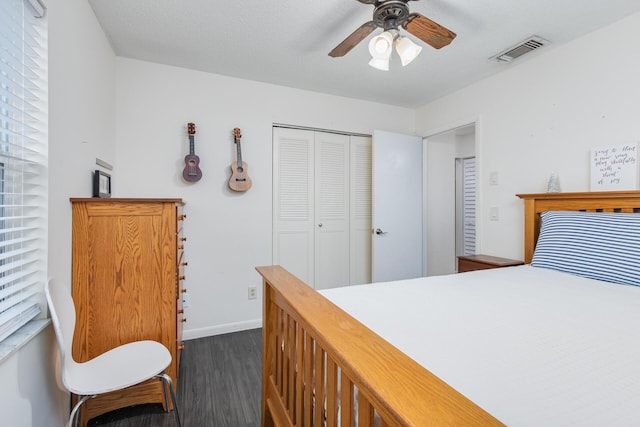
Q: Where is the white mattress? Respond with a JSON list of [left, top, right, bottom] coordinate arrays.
[[320, 265, 640, 426]]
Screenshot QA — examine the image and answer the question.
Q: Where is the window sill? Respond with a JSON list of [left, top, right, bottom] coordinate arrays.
[[0, 319, 51, 365]]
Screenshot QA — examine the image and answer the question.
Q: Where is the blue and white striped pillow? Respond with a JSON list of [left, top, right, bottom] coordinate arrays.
[[531, 210, 640, 287]]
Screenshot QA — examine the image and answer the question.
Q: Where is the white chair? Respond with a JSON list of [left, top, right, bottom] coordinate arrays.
[[45, 280, 182, 427]]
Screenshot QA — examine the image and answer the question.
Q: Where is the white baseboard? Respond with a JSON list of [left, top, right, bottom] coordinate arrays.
[[183, 318, 262, 341]]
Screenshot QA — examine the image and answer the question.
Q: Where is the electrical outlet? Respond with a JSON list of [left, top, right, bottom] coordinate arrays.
[[248, 286, 257, 300], [182, 292, 190, 308]]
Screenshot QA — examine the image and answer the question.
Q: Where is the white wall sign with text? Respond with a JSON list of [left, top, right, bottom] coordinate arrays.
[[590, 143, 638, 191]]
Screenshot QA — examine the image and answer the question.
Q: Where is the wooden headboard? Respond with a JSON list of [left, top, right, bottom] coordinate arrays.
[[517, 190, 640, 263]]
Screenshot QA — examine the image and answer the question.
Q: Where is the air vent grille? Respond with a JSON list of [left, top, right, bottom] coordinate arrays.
[[492, 36, 550, 63]]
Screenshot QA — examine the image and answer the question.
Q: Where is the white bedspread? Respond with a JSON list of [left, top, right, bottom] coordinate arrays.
[[320, 265, 640, 426]]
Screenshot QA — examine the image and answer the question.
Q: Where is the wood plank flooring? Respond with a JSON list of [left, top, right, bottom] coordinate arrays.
[[88, 328, 262, 427]]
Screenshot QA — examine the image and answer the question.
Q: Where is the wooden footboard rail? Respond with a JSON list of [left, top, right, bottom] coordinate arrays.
[[257, 266, 504, 427]]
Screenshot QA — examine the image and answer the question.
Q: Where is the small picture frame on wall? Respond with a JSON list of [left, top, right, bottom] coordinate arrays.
[[93, 170, 111, 198]]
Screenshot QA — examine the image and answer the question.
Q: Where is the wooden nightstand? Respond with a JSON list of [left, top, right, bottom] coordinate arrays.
[[457, 254, 524, 273]]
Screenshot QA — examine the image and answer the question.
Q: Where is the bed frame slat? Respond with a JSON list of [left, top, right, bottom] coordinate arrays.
[[313, 346, 325, 426], [340, 373, 354, 426], [358, 396, 374, 426], [326, 358, 338, 426], [303, 333, 313, 427], [287, 316, 295, 414]]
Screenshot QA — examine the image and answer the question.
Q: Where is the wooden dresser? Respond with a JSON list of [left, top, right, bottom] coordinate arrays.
[[70, 198, 186, 425]]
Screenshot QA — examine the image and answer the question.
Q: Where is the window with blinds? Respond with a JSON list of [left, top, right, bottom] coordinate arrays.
[[0, 0, 48, 343], [461, 157, 476, 256]]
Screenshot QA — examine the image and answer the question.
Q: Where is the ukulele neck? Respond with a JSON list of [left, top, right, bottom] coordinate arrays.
[[189, 135, 195, 156], [236, 138, 243, 166]]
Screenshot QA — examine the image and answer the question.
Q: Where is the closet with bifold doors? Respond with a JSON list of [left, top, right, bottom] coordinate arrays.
[[273, 127, 372, 290]]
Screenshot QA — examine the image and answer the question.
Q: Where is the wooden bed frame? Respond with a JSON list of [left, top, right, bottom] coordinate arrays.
[[256, 190, 640, 426]]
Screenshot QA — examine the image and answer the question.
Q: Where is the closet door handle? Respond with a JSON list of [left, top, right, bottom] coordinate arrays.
[[375, 228, 387, 235], [318, 223, 323, 228]]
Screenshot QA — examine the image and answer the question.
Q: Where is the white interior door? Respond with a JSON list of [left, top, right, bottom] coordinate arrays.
[[372, 130, 423, 282]]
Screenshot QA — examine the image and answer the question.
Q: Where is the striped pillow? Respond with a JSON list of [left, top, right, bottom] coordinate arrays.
[[531, 210, 640, 287]]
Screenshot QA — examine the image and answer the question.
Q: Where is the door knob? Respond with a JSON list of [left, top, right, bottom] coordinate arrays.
[[318, 223, 323, 228], [375, 228, 387, 235]]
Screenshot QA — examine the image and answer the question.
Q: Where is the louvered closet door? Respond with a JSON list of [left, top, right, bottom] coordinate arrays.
[[273, 127, 371, 289], [273, 128, 315, 285], [314, 132, 350, 289], [350, 136, 372, 285]]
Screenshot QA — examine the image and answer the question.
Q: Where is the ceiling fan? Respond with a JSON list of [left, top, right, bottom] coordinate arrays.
[[328, 0, 457, 58]]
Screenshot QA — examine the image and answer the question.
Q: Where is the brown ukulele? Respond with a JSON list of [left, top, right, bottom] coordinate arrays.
[[182, 122, 202, 182], [228, 128, 252, 192]]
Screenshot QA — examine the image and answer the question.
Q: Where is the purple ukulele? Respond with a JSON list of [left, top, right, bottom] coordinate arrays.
[[182, 122, 202, 182]]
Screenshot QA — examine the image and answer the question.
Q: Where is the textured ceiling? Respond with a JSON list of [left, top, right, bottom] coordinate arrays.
[[89, 0, 640, 108]]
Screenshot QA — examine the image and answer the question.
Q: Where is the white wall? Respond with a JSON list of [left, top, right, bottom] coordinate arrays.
[[0, 0, 117, 425], [49, 0, 116, 289], [114, 58, 415, 338], [426, 132, 456, 275], [426, 130, 475, 276], [417, 11, 640, 261]]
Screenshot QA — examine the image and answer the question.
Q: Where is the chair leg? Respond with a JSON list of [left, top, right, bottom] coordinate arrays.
[[155, 373, 182, 427], [68, 395, 94, 427], [160, 374, 170, 412]]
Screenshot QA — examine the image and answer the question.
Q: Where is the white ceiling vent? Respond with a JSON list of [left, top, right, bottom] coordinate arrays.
[[491, 36, 550, 63]]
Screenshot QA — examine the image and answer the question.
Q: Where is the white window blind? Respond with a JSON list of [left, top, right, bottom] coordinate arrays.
[[462, 157, 476, 256], [0, 0, 48, 343]]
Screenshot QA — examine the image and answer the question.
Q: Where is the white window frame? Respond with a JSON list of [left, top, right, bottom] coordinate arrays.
[[0, 0, 48, 359]]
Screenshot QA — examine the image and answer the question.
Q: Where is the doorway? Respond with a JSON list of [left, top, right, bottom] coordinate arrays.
[[425, 123, 477, 276]]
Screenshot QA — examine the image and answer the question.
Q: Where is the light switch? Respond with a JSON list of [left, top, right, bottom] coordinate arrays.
[[489, 171, 499, 186], [490, 207, 499, 221]]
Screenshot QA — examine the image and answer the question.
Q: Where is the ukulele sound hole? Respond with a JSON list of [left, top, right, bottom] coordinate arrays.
[[237, 166, 244, 173]]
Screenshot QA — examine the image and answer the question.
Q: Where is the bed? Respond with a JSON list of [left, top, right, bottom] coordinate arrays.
[[256, 190, 640, 426]]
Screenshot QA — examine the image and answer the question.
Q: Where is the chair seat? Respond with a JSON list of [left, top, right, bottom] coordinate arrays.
[[64, 340, 172, 396]]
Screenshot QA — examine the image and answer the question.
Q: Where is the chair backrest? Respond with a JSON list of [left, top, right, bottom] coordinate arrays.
[[45, 280, 77, 379]]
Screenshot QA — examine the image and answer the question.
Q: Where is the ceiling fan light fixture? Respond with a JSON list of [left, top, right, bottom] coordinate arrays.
[[368, 31, 394, 58], [368, 57, 390, 71], [368, 31, 394, 71], [395, 36, 422, 66]]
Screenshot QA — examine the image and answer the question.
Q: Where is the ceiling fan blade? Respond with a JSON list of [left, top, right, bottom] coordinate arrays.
[[329, 21, 377, 57], [403, 13, 456, 49], [355, 0, 377, 4]]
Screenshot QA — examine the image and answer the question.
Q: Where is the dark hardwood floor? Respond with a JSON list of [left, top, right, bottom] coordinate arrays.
[[88, 328, 262, 427]]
